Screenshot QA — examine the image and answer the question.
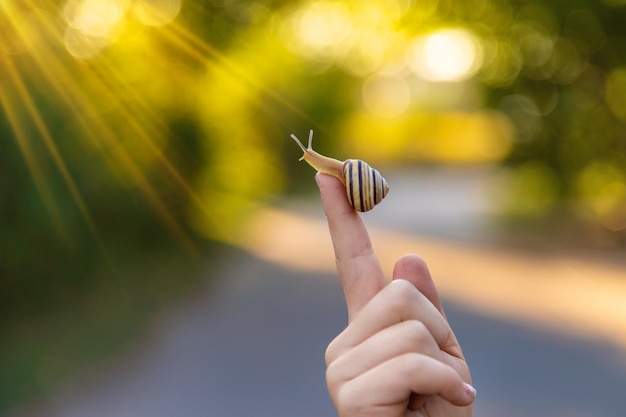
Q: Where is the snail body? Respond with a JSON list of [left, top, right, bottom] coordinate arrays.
[[291, 130, 389, 212]]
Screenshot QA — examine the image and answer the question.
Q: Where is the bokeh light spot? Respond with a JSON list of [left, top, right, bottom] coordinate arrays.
[[519, 31, 554, 79], [64, 25, 108, 59], [408, 28, 483, 82], [283, 1, 351, 58], [63, 0, 127, 37], [62, 0, 128, 58], [339, 29, 398, 77], [549, 37, 588, 85], [60, 0, 180, 58], [480, 37, 522, 86]]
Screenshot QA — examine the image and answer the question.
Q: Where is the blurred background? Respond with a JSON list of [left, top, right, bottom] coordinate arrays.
[[1, 0, 626, 416]]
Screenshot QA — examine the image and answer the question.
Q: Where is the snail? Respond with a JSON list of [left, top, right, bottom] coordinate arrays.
[[291, 130, 389, 212]]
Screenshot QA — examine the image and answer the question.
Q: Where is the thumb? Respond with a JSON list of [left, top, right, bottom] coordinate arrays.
[[393, 255, 472, 408], [316, 173, 386, 321], [392, 254, 467, 357], [392, 254, 446, 316]]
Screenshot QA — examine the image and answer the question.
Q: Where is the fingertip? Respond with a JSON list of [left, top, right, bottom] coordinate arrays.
[[445, 379, 476, 407], [314, 171, 325, 187], [315, 173, 352, 215], [392, 254, 430, 281], [392, 253, 445, 316], [446, 385, 476, 409], [463, 382, 477, 402], [315, 171, 339, 190], [448, 382, 476, 408]]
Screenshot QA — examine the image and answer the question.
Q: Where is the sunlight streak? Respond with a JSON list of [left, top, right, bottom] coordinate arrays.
[[133, 0, 181, 26], [0, 59, 68, 239], [1, 43, 108, 256], [12, 3, 258, 253], [43, 56, 198, 253], [91, 55, 214, 227], [165, 16, 316, 124], [1, 1, 199, 253]]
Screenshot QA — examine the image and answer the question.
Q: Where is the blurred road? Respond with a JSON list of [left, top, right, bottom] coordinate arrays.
[[8, 167, 626, 417]]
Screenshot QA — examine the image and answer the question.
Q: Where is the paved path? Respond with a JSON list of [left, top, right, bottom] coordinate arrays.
[[9, 168, 626, 417]]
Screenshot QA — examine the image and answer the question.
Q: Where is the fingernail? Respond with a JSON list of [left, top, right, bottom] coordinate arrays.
[[463, 382, 477, 399]]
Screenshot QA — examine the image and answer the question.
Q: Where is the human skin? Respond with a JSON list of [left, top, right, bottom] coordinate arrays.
[[316, 173, 475, 417]]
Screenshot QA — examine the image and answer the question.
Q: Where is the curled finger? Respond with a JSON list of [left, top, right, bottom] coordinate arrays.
[[326, 279, 452, 363], [327, 319, 442, 386], [335, 353, 476, 415]]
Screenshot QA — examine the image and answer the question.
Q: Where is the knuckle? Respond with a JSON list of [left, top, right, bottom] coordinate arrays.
[[399, 352, 424, 374], [335, 384, 365, 416], [404, 319, 431, 348], [386, 279, 418, 314], [325, 364, 340, 393], [325, 331, 347, 366], [325, 350, 347, 392], [325, 339, 338, 367]]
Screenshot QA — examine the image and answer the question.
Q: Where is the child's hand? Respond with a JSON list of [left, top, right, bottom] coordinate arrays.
[[316, 173, 475, 416]]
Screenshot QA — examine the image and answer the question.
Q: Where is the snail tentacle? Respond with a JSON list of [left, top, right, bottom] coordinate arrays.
[[290, 130, 344, 181], [291, 129, 389, 212], [290, 133, 308, 157]]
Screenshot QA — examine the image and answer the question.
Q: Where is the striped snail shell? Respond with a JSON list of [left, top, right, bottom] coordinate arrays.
[[291, 130, 389, 212]]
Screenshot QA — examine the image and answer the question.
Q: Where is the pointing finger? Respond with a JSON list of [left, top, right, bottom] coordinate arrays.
[[316, 173, 386, 321]]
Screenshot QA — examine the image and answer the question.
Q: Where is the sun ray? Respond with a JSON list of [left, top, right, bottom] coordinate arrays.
[[39, 62, 198, 253], [1, 2, 197, 254], [88, 49, 213, 215], [0, 57, 68, 240], [1, 0, 324, 255], [1, 43, 111, 256], [163, 15, 317, 126]]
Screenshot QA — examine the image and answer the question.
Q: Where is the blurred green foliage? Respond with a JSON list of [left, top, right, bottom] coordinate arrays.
[[1, 0, 626, 412]]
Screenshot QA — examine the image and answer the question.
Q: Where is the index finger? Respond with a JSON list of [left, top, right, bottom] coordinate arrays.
[[316, 173, 387, 321]]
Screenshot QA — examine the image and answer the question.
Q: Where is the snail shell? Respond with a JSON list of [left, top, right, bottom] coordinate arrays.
[[291, 130, 389, 212]]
